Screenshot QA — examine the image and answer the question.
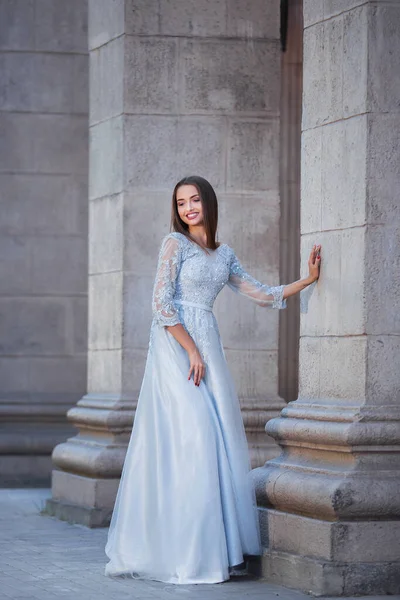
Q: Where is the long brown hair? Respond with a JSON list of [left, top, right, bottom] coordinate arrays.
[[171, 175, 219, 250]]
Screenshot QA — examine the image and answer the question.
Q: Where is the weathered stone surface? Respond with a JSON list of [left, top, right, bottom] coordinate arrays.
[[181, 39, 279, 114], [123, 192, 171, 275], [88, 272, 123, 350], [156, 0, 226, 37], [324, 0, 371, 21], [124, 37, 178, 114], [226, 0, 280, 39], [28, 357, 86, 394], [52, 470, 119, 509], [321, 116, 367, 230], [300, 229, 365, 337], [89, 116, 123, 199], [0, 53, 88, 114], [89, 36, 124, 125], [124, 116, 226, 191], [89, 0, 124, 50], [0, 113, 88, 174], [30, 236, 87, 295], [342, 4, 368, 118], [121, 348, 148, 397], [88, 349, 122, 394], [301, 127, 322, 234], [0, 235, 30, 294], [366, 335, 400, 406], [227, 120, 279, 191], [123, 273, 153, 350], [303, 0, 324, 28], [89, 193, 123, 275], [34, 0, 88, 53], [0, 174, 86, 236], [367, 112, 400, 226], [224, 349, 279, 399], [0, 0, 35, 50], [0, 298, 69, 355]]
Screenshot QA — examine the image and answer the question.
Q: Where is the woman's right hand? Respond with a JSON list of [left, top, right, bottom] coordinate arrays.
[[188, 348, 205, 387]]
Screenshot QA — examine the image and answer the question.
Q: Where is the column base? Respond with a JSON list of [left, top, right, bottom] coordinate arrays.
[[251, 508, 400, 596], [46, 470, 119, 527]]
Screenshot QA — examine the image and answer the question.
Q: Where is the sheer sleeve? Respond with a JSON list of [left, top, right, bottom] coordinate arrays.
[[152, 234, 182, 327], [227, 249, 287, 309]]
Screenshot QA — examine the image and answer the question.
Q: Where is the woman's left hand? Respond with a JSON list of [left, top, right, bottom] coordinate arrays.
[[308, 244, 321, 282]]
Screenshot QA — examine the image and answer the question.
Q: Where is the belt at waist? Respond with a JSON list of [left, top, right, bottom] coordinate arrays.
[[175, 300, 213, 312]]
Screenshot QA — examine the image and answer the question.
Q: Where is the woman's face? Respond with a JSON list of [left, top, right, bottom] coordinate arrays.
[[176, 184, 204, 228]]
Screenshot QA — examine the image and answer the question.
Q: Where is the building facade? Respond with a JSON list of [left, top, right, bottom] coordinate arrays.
[[1, 0, 399, 595]]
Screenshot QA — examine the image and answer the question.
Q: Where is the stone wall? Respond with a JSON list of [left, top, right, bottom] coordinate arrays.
[[0, 0, 89, 485]]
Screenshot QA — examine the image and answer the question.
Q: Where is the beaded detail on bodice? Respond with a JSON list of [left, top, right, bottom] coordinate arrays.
[[152, 232, 286, 329]]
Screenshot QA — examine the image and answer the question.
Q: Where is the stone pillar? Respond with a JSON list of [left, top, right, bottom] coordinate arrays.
[[253, 1, 400, 596], [47, 0, 284, 525], [0, 0, 88, 485]]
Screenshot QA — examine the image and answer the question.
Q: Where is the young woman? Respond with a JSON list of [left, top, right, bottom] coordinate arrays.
[[105, 175, 321, 585]]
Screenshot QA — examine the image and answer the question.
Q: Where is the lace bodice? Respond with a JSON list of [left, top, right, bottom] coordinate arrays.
[[152, 232, 286, 328]]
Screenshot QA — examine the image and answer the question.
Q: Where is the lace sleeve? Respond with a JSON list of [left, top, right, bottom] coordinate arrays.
[[152, 234, 182, 327], [227, 249, 287, 309]]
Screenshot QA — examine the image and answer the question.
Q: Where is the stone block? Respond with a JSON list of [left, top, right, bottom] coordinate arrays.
[[217, 191, 280, 271], [0, 357, 30, 393], [321, 116, 367, 231], [319, 336, 367, 402], [123, 192, 171, 275], [34, 0, 88, 53], [88, 272, 123, 350], [268, 510, 334, 560], [70, 297, 88, 355], [301, 127, 322, 234], [298, 337, 321, 400], [124, 37, 178, 114], [324, 0, 371, 21], [122, 348, 148, 397], [303, 0, 324, 28], [89, 193, 123, 275], [87, 349, 122, 394], [124, 116, 225, 192], [0, 113, 88, 174], [176, 118, 226, 188], [0, 298, 69, 356], [52, 470, 119, 510], [181, 39, 279, 114], [215, 288, 279, 352], [366, 222, 400, 336], [302, 18, 342, 130], [89, 37, 124, 125], [0, 0, 35, 50], [124, 0, 160, 35], [300, 229, 365, 337], [224, 348, 279, 399], [226, 0, 280, 39], [342, 5, 368, 118], [30, 236, 87, 295], [123, 273, 154, 350], [227, 120, 279, 191], [158, 0, 226, 37], [89, 116, 123, 199], [89, 0, 124, 50], [29, 357, 86, 394], [0, 52, 88, 114], [368, 5, 400, 114], [0, 456, 52, 487], [366, 335, 400, 407], [0, 174, 85, 236], [367, 113, 400, 226], [0, 235, 31, 294]]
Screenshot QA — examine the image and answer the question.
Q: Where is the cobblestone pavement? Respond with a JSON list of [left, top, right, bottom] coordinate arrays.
[[0, 490, 396, 600]]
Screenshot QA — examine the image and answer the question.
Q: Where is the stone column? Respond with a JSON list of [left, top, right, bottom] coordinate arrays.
[[48, 0, 284, 525], [0, 0, 88, 485], [253, 1, 400, 596]]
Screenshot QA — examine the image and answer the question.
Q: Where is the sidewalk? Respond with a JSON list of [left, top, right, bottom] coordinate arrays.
[[0, 490, 396, 600]]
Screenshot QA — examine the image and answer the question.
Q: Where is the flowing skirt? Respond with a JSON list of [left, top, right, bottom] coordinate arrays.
[[105, 304, 261, 585]]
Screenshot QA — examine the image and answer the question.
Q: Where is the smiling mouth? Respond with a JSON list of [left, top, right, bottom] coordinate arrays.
[[186, 213, 199, 219]]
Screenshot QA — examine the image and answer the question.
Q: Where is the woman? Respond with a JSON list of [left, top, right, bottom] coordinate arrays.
[[105, 175, 321, 585]]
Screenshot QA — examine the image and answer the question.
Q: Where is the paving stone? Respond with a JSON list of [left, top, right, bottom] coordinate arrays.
[[0, 489, 395, 600]]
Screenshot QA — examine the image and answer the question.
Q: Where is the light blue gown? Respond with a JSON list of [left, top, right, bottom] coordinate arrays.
[[105, 232, 286, 584]]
